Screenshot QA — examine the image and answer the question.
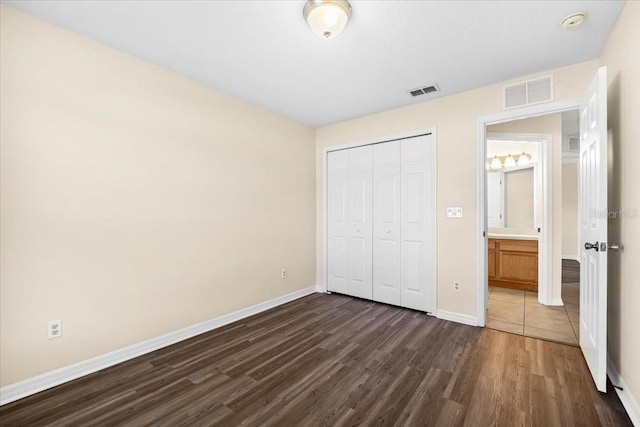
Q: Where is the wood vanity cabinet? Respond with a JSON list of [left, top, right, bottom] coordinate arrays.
[[488, 238, 538, 291]]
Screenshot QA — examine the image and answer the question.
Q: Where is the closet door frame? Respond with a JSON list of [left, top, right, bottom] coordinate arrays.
[[322, 128, 437, 312]]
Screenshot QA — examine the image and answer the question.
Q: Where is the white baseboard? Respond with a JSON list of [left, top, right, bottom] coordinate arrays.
[[608, 356, 640, 426], [550, 297, 564, 306], [0, 286, 318, 406], [436, 310, 479, 327], [562, 255, 580, 262]]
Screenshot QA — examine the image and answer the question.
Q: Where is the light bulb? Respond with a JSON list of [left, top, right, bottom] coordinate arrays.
[[517, 152, 531, 166], [504, 153, 516, 168], [490, 156, 502, 170], [304, 1, 352, 39]]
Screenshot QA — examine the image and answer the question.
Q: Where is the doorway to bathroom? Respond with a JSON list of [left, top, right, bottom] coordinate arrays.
[[482, 112, 581, 346], [477, 67, 610, 392]]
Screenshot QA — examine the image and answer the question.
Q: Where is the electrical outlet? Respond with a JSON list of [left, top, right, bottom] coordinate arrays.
[[281, 268, 287, 279], [48, 320, 62, 339], [453, 281, 461, 292]]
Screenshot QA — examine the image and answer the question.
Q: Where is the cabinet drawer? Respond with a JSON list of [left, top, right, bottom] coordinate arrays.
[[497, 239, 537, 253], [488, 239, 496, 250]]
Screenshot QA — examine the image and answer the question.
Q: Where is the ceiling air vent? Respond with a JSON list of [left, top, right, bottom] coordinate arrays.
[[503, 75, 554, 109], [409, 84, 440, 97]]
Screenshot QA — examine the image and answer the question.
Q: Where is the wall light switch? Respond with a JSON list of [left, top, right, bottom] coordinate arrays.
[[447, 207, 463, 218]]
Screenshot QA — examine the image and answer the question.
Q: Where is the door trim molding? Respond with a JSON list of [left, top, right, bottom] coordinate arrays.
[[476, 99, 581, 326], [322, 127, 437, 314]]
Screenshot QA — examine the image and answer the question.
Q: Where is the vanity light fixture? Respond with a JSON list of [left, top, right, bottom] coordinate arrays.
[[490, 155, 503, 170], [487, 152, 533, 170], [303, 0, 352, 39], [517, 151, 531, 166], [503, 153, 516, 168]]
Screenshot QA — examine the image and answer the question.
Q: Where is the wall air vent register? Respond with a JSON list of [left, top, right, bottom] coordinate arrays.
[[503, 75, 554, 109]]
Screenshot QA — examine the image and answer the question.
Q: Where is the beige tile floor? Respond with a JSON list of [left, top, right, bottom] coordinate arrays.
[[487, 282, 580, 346]]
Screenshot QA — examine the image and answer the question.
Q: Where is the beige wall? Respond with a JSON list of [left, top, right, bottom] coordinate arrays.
[[0, 6, 316, 386], [505, 169, 534, 229], [316, 62, 597, 317], [599, 1, 640, 408], [562, 163, 579, 258]]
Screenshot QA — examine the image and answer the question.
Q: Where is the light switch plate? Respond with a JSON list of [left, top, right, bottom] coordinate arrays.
[[447, 207, 463, 218]]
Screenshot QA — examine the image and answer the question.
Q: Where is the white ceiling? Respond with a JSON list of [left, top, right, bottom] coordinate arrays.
[[3, 0, 625, 127]]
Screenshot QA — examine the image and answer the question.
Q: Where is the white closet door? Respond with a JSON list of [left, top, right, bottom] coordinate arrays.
[[347, 145, 373, 299], [327, 150, 349, 294], [373, 141, 402, 305], [400, 135, 436, 312]]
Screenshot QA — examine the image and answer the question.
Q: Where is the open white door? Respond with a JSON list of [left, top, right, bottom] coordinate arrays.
[[579, 66, 608, 392]]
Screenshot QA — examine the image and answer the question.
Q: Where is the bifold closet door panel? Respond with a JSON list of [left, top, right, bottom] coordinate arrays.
[[400, 135, 436, 312], [347, 145, 373, 300], [373, 141, 401, 306], [327, 150, 349, 294]]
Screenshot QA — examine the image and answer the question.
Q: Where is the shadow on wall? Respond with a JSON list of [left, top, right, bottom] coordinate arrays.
[[606, 71, 621, 364]]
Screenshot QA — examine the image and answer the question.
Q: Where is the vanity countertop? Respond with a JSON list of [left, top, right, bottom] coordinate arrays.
[[488, 233, 538, 240]]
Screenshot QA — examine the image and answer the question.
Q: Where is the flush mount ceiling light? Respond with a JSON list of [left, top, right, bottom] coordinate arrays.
[[561, 11, 588, 30], [303, 0, 352, 39]]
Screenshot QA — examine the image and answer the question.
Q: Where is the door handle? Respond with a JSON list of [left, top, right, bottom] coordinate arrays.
[[584, 242, 599, 251]]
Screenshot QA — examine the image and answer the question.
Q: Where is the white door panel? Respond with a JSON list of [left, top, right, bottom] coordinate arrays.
[[373, 141, 401, 305], [402, 241, 423, 292], [405, 174, 423, 223], [401, 135, 436, 312], [487, 172, 505, 228], [348, 146, 373, 299], [327, 150, 349, 294], [579, 66, 608, 393]]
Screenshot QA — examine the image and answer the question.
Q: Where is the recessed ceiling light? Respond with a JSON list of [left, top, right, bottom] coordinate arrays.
[[561, 11, 588, 30]]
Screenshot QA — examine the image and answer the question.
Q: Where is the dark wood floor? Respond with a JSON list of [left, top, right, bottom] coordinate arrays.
[[562, 258, 581, 283], [0, 293, 631, 426]]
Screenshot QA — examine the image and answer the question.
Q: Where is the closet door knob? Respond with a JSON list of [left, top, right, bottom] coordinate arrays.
[[386, 230, 391, 234], [356, 228, 360, 233]]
